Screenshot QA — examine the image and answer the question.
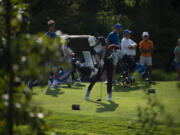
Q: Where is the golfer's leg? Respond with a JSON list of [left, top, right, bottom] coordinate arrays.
[[85, 69, 100, 100], [102, 70, 107, 81], [87, 69, 101, 92], [113, 65, 116, 81]]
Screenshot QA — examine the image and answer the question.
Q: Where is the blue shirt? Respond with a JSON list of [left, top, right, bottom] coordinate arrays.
[[106, 32, 119, 45], [45, 32, 57, 39]]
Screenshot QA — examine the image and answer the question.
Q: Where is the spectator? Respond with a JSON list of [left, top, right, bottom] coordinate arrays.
[[174, 38, 180, 80], [62, 35, 75, 81], [45, 20, 57, 39], [62, 36, 75, 63], [121, 29, 137, 81], [45, 20, 59, 87], [106, 23, 122, 82], [139, 32, 153, 81]]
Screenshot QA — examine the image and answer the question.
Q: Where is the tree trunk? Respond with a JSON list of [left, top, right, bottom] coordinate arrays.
[[5, 0, 13, 134]]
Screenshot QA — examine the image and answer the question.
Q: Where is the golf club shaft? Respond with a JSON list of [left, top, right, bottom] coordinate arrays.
[[100, 69, 103, 99], [100, 80, 102, 99]]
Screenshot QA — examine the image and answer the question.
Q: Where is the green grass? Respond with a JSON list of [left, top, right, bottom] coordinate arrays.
[[133, 69, 177, 82], [31, 81, 180, 135]]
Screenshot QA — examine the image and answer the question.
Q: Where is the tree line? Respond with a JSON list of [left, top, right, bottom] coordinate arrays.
[[27, 0, 180, 71]]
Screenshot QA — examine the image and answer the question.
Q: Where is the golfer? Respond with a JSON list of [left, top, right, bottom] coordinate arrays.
[[85, 36, 114, 101], [106, 23, 122, 82], [121, 29, 137, 81], [139, 32, 153, 81], [174, 38, 180, 80]]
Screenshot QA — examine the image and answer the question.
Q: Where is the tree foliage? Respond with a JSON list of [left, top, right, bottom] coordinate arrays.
[[28, 0, 180, 70], [0, 0, 64, 134]]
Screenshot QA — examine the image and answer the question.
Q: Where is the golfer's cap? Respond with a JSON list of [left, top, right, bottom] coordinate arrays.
[[114, 23, 122, 30], [123, 29, 131, 35], [142, 32, 149, 36], [88, 36, 96, 47]]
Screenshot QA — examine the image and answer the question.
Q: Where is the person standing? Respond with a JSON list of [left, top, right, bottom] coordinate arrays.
[[121, 29, 137, 81], [139, 32, 153, 81], [106, 23, 122, 82], [45, 20, 59, 87], [45, 20, 57, 39], [121, 29, 137, 57], [62, 36, 75, 63], [62, 35, 75, 81], [174, 38, 180, 80], [85, 36, 114, 101]]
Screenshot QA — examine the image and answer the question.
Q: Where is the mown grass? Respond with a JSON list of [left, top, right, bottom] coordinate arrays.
[[27, 81, 180, 135]]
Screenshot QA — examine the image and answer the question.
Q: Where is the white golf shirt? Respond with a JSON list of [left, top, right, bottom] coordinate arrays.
[[121, 37, 136, 56], [94, 42, 102, 54]]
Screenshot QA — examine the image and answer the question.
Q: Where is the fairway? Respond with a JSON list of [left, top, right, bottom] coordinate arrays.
[[31, 81, 180, 135]]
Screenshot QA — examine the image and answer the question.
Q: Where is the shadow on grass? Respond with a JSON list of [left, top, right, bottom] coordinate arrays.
[[88, 100, 119, 113], [61, 83, 85, 90], [113, 81, 153, 92], [45, 88, 64, 97], [62, 86, 84, 90], [32, 92, 38, 95]]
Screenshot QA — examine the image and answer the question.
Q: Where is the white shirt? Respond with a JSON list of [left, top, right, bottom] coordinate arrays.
[[94, 42, 102, 54], [121, 37, 136, 56], [62, 45, 73, 62]]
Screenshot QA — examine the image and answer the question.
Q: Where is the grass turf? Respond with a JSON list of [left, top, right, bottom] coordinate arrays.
[[31, 81, 180, 135]]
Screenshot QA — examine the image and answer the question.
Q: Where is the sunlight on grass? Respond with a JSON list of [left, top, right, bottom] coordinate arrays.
[[31, 81, 180, 135]]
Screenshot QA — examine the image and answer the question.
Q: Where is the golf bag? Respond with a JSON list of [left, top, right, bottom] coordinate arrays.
[[117, 56, 149, 86], [71, 57, 92, 82], [135, 63, 148, 80], [117, 55, 136, 86]]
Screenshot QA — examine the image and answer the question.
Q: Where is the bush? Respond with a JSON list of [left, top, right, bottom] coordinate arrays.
[[151, 69, 177, 81], [128, 70, 177, 82]]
